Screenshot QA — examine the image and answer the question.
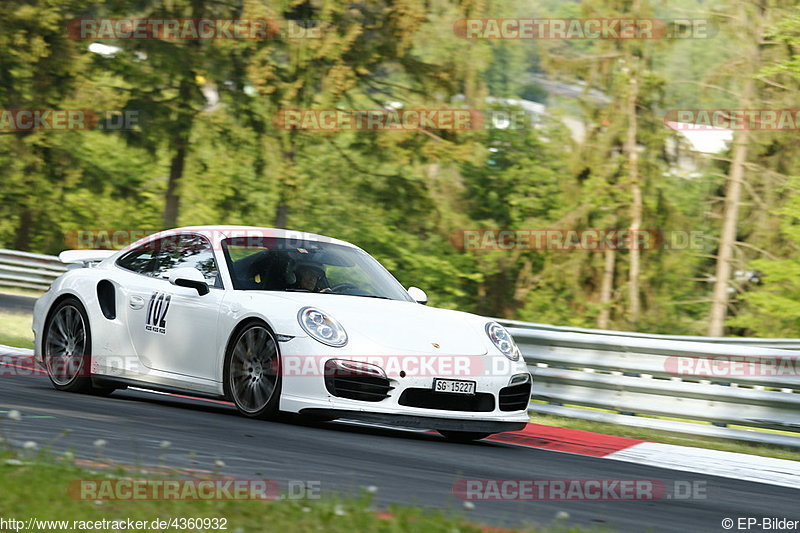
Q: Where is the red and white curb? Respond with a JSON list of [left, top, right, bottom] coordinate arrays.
[[605, 442, 800, 490], [488, 422, 647, 456], [489, 423, 800, 490]]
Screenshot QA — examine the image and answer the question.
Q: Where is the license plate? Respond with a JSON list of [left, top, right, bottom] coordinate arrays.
[[433, 378, 476, 395]]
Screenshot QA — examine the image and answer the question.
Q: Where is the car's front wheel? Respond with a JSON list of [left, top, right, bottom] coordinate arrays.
[[224, 322, 282, 419], [43, 297, 111, 395]]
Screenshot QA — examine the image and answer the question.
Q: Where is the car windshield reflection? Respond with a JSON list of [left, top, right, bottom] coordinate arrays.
[[222, 237, 413, 302]]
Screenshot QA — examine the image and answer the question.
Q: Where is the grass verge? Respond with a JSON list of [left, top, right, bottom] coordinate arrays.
[[530, 412, 800, 462], [0, 311, 34, 349], [0, 448, 606, 533]]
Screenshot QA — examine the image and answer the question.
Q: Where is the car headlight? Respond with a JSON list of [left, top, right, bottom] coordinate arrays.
[[485, 322, 520, 361], [298, 307, 348, 347]]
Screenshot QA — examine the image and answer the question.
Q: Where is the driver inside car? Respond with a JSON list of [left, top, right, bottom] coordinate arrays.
[[292, 263, 331, 292]]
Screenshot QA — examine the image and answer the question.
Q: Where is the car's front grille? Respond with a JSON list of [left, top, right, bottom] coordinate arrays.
[[398, 388, 495, 412], [498, 382, 532, 411]]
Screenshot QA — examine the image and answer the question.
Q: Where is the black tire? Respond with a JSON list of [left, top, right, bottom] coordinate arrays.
[[42, 296, 112, 395], [438, 430, 492, 442], [224, 321, 282, 420]]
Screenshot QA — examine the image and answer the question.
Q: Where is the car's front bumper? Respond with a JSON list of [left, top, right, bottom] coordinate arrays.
[[276, 332, 532, 432]]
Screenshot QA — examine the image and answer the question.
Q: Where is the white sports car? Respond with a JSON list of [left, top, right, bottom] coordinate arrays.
[[33, 226, 531, 441]]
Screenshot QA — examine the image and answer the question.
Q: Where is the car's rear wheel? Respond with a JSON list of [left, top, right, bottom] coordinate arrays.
[[43, 297, 112, 395], [225, 322, 281, 419], [438, 430, 492, 442]]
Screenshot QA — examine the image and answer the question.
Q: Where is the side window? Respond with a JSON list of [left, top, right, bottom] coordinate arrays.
[[152, 234, 221, 288], [116, 245, 158, 276]]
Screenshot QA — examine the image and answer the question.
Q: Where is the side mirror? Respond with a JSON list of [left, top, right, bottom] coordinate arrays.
[[407, 286, 428, 305], [168, 267, 209, 296]]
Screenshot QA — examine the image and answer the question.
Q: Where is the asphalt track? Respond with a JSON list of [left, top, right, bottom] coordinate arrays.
[[1, 371, 798, 532]]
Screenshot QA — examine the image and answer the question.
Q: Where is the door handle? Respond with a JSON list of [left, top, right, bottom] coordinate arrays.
[[129, 295, 145, 310]]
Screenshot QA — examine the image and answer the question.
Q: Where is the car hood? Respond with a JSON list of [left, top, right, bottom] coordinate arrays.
[[256, 292, 489, 356]]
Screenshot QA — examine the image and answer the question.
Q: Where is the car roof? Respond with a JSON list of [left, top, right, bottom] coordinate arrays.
[[116, 225, 359, 256]]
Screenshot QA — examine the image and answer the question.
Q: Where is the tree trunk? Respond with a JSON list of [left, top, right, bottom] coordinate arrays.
[[13, 208, 32, 252], [274, 132, 297, 229], [708, 129, 750, 336], [707, 6, 759, 336], [626, 63, 642, 325], [164, 141, 187, 228], [274, 203, 289, 229], [512, 257, 536, 314], [598, 248, 615, 329], [163, 78, 194, 228]]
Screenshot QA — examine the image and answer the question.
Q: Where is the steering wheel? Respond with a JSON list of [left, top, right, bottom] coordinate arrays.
[[329, 283, 358, 293]]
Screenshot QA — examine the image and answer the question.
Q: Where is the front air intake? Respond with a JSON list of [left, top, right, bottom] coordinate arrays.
[[323, 359, 393, 402], [498, 381, 532, 411]]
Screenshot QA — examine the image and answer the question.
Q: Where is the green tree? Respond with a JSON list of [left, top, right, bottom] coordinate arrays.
[[727, 6, 800, 336], [0, 0, 98, 250]]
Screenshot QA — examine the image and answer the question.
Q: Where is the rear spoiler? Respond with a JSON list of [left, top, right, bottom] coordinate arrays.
[[58, 249, 117, 267]]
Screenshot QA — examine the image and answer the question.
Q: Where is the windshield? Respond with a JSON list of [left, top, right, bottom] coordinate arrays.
[[222, 237, 414, 302]]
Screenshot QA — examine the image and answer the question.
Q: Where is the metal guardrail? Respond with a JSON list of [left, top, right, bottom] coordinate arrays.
[[0, 248, 798, 447], [0, 249, 66, 292], [496, 321, 800, 448], [497, 318, 800, 350]]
